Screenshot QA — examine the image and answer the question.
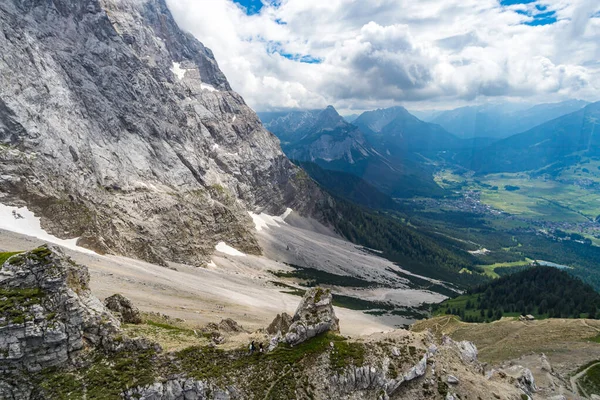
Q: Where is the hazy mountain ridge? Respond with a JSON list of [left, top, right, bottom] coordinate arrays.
[[466, 101, 600, 173], [353, 106, 463, 158], [422, 99, 590, 139]]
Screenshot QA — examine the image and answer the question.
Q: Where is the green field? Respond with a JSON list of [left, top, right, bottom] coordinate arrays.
[[437, 164, 600, 222], [478, 259, 533, 278]]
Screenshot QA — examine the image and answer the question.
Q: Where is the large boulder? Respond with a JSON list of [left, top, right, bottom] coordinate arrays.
[[0, 245, 120, 375], [104, 294, 143, 324], [285, 288, 339, 346]]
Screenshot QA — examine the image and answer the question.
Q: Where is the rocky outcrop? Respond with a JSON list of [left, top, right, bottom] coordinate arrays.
[[0, 0, 327, 266], [217, 318, 245, 334], [123, 379, 234, 400], [104, 293, 143, 324], [501, 365, 537, 396], [285, 287, 339, 346], [0, 245, 120, 397], [266, 312, 292, 335], [0, 245, 119, 372]]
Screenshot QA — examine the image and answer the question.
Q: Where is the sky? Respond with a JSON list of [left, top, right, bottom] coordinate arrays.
[[166, 0, 600, 113]]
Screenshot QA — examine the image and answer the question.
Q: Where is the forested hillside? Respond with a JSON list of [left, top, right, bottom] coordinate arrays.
[[436, 267, 600, 322]]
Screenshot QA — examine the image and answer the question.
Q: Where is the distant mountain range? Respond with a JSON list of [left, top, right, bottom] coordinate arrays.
[[466, 101, 600, 174], [260, 100, 600, 198], [413, 99, 589, 139], [260, 106, 455, 197]]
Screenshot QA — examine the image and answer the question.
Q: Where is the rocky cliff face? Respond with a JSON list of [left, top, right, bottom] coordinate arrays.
[[0, 0, 326, 266]]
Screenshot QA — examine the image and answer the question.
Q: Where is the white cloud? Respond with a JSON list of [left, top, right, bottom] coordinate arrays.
[[166, 0, 600, 112]]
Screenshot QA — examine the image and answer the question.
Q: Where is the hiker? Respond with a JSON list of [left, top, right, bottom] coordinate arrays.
[[259, 342, 264, 353], [249, 340, 256, 355]]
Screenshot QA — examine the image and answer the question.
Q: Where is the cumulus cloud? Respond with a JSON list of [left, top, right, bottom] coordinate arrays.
[[166, 0, 600, 112]]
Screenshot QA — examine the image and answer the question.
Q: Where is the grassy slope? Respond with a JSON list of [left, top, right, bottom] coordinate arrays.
[[412, 315, 600, 367]]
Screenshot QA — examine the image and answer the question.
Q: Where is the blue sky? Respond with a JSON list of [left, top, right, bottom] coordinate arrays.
[[168, 0, 600, 112], [233, 0, 264, 15]]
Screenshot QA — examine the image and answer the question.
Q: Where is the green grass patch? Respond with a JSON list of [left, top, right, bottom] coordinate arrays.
[[0, 251, 23, 265], [39, 349, 158, 400], [479, 259, 533, 278], [174, 332, 357, 398], [580, 363, 600, 396], [329, 340, 365, 371], [587, 335, 600, 344], [145, 320, 193, 334]]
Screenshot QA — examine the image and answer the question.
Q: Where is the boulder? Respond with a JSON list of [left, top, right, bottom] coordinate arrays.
[[442, 336, 478, 364], [104, 294, 143, 324], [267, 312, 293, 335], [540, 353, 553, 372], [502, 365, 537, 395], [285, 288, 339, 346], [403, 354, 428, 381], [447, 375, 459, 384]]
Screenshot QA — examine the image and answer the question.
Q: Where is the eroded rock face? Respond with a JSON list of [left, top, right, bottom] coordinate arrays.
[[0, 245, 119, 393], [104, 293, 143, 324], [285, 288, 339, 346], [217, 318, 245, 334], [0, 0, 327, 267], [267, 312, 292, 335]]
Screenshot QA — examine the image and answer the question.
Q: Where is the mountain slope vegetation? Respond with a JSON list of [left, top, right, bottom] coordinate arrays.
[[435, 267, 600, 322]]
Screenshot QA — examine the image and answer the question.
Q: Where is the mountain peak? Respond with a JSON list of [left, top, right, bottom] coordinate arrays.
[[322, 105, 341, 117]]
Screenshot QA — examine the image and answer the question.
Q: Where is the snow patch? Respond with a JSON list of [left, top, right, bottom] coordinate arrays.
[[0, 204, 95, 254], [201, 83, 218, 92], [215, 242, 246, 257], [232, 116, 237, 123], [207, 260, 217, 268], [171, 62, 186, 81], [248, 208, 293, 232], [211, 143, 219, 151]]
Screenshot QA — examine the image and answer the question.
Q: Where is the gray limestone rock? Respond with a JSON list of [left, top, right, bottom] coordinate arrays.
[[285, 288, 339, 346], [0, 245, 120, 397], [123, 378, 233, 400], [501, 365, 537, 396]]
